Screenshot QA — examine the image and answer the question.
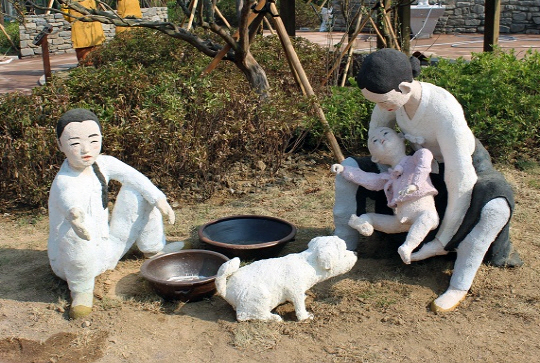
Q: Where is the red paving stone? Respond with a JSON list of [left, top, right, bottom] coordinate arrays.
[[0, 52, 78, 95], [295, 31, 540, 60], [2, 32, 540, 95]]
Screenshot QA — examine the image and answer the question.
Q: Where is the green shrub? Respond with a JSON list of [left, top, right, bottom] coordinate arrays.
[[0, 21, 20, 55], [320, 78, 372, 155], [0, 28, 328, 209], [419, 50, 540, 161]]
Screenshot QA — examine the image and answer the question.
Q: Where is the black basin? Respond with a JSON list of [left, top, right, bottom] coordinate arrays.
[[198, 215, 297, 260]]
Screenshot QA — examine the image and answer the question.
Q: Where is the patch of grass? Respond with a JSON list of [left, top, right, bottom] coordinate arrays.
[[97, 296, 123, 311], [227, 321, 282, 351]]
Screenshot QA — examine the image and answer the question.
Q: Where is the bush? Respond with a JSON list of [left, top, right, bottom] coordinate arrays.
[[318, 50, 540, 161], [419, 50, 540, 161], [320, 78, 372, 155], [0, 20, 20, 55], [0, 28, 328, 209]]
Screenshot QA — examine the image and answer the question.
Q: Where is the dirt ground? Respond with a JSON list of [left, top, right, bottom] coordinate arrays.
[[1, 153, 539, 363]]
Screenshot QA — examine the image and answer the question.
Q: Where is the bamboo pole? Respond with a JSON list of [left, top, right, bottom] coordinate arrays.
[[214, 5, 231, 30], [185, 0, 198, 30], [382, 6, 401, 51], [323, 6, 374, 85], [45, 0, 55, 14], [268, 2, 344, 162], [0, 22, 18, 52], [340, 11, 364, 87], [369, 17, 386, 47], [263, 15, 274, 35]]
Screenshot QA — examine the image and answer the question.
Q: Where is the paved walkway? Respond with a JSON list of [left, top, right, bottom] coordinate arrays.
[[0, 52, 78, 95], [2, 32, 540, 95], [297, 31, 540, 60]]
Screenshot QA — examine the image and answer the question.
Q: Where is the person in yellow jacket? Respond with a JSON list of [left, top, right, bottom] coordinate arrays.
[[62, 0, 105, 62], [116, 0, 143, 34]]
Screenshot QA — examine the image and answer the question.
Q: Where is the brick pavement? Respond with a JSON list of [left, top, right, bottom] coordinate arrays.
[[2, 32, 539, 95]]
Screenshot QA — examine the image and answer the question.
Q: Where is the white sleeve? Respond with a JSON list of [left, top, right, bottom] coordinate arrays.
[[99, 155, 166, 205], [434, 124, 477, 246]]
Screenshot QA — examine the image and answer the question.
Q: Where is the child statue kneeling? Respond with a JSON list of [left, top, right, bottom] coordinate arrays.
[[331, 127, 439, 264], [48, 108, 182, 319]]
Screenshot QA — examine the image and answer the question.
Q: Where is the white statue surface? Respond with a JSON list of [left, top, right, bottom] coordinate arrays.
[[334, 48, 522, 312], [331, 127, 439, 264], [215, 236, 357, 321], [48, 108, 181, 319]]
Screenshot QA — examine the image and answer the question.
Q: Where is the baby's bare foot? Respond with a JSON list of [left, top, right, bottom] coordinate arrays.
[[398, 245, 412, 264], [410, 239, 448, 262], [348, 214, 374, 236]]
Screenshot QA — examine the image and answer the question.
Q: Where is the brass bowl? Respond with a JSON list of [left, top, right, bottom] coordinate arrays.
[[140, 250, 229, 301]]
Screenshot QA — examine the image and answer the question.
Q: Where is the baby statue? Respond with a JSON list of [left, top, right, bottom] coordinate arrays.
[[331, 127, 439, 264], [48, 108, 183, 319]]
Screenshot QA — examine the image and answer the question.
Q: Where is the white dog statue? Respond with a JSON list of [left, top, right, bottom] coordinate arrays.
[[215, 236, 357, 322]]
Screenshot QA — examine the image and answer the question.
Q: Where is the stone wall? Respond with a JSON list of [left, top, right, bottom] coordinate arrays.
[[331, 1, 540, 35], [436, 0, 540, 34], [19, 7, 168, 57]]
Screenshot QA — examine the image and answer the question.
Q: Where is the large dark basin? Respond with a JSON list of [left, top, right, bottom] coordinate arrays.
[[198, 215, 297, 260]]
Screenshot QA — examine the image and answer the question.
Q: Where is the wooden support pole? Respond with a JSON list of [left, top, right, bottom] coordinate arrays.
[[263, 15, 275, 34], [340, 12, 363, 87], [185, 0, 199, 30], [268, 2, 344, 162], [45, 0, 55, 15], [0, 22, 17, 52], [214, 5, 231, 30], [323, 6, 374, 85], [398, 1, 411, 55], [484, 0, 500, 52]]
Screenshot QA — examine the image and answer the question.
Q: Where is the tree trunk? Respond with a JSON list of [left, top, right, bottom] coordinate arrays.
[[235, 51, 270, 97]]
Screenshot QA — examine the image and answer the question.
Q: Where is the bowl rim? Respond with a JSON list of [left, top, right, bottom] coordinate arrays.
[[197, 214, 297, 250], [140, 249, 229, 287]]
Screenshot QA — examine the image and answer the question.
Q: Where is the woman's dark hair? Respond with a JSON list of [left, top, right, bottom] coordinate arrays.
[[356, 48, 421, 94]]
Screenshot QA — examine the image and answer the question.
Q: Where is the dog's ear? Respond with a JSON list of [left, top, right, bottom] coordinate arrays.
[[308, 237, 321, 250], [316, 243, 339, 270]]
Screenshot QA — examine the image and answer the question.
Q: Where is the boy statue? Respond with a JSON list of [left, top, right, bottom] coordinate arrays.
[[48, 108, 182, 319]]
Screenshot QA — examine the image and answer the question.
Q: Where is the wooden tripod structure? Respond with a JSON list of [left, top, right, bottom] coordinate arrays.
[[202, 0, 344, 162]]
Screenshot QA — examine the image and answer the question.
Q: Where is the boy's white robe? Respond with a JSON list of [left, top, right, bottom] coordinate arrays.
[[48, 154, 166, 294]]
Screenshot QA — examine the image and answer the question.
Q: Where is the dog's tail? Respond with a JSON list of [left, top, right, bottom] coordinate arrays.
[[215, 257, 241, 297]]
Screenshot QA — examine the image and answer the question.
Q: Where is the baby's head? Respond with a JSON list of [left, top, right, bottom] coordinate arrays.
[[56, 109, 102, 171], [367, 127, 406, 165], [356, 49, 421, 112]]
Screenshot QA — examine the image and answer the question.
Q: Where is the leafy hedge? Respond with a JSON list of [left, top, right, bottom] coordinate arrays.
[[0, 29, 328, 209], [322, 50, 540, 161], [2, 30, 539, 210], [419, 50, 540, 160]]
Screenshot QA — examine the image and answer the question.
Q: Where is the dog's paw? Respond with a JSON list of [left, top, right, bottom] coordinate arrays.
[[269, 313, 283, 322], [297, 311, 314, 321]]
